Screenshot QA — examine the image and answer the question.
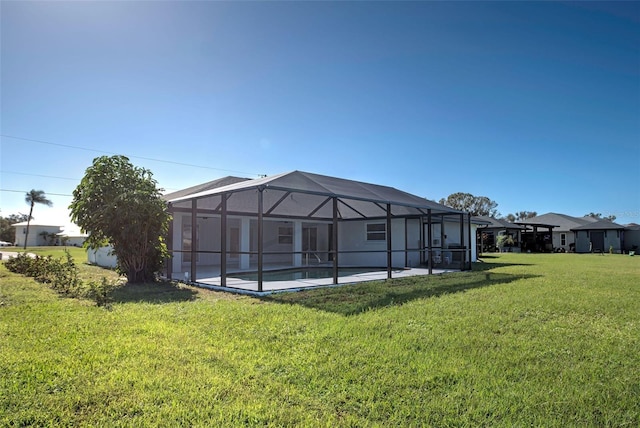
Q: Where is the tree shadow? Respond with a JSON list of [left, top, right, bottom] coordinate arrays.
[[111, 280, 198, 304], [471, 261, 534, 272], [260, 272, 540, 316]]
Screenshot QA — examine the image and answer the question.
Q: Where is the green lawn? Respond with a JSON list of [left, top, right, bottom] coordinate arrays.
[[1, 253, 638, 426]]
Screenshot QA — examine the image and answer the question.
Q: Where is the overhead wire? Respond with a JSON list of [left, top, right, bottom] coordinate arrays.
[[0, 134, 265, 177]]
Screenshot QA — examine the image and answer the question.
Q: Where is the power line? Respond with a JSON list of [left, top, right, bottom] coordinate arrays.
[[0, 170, 81, 181], [0, 188, 73, 197], [0, 134, 264, 177]]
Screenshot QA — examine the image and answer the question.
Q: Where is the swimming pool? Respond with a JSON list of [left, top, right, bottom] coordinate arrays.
[[229, 267, 385, 282]]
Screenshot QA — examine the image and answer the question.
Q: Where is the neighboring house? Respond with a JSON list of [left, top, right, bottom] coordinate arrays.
[[571, 220, 627, 253], [516, 213, 599, 252], [11, 221, 63, 247], [12, 221, 88, 248], [623, 224, 640, 253], [166, 170, 476, 292], [57, 225, 88, 247], [475, 216, 525, 253]]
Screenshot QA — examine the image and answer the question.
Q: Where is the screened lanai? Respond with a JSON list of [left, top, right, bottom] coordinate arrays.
[[166, 171, 473, 293]]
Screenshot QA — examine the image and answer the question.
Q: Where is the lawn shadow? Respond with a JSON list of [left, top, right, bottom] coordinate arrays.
[[261, 272, 541, 316], [471, 260, 534, 272], [112, 281, 198, 304]]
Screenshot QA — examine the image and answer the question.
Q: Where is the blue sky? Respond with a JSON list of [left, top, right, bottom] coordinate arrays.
[[1, 1, 639, 225]]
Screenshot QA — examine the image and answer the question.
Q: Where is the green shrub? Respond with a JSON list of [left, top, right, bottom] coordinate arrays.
[[85, 277, 117, 307], [5, 252, 35, 276], [4, 250, 117, 306]]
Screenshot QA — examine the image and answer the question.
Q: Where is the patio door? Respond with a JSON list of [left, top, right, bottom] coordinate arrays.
[[302, 226, 318, 265], [590, 231, 604, 252], [229, 227, 240, 258]]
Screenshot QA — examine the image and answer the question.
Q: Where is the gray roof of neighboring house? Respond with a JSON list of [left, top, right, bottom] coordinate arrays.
[[168, 170, 463, 219], [571, 219, 626, 231], [475, 216, 525, 230], [516, 212, 598, 231], [625, 223, 640, 231], [162, 176, 251, 201]]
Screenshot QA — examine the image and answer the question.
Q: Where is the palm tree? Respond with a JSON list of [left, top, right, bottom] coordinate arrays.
[[24, 189, 53, 249]]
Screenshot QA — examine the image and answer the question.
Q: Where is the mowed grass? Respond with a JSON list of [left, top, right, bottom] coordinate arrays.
[[1, 253, 638, 426]]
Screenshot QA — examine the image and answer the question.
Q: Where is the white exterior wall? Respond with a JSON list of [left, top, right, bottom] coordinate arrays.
[[338, 218, 406, 267], [470, 224, 479, 262], [552, 231, 575, 251], [62, 236, 86, 247], [14, 225, 62, 247], [442, 219, 476, 264], [87, 246, 117, 268], [172, 213, 184, 275], [170, 212, 476, 273], [405, 218, 421, 268]]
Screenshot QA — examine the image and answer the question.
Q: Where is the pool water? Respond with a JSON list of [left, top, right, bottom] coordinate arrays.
[[230, 267, 383, 282]]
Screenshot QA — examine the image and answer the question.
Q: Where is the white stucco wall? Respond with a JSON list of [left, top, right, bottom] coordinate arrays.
[[87, 246, 117, 268], [170, 213, 477, 275], [551, 231, 575, 251], [338, 218, 406, 267], [14, 225, 62, 247]]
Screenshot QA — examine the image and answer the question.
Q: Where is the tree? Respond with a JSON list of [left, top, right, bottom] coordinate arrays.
[[585, 212, 616, 222], [504, 211, 537, 222], [0, 213, 29, 243], [70, 155, 171, 283], [24, 190, 53, 249], [438, 192, 499, 217]]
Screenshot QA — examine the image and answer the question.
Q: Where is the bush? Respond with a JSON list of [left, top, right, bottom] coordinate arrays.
[[4, 250, 118, 306], [85, 277, 117, 307]]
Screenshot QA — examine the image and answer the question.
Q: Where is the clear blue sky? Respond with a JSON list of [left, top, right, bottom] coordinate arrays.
[[1, 1, 639, 225]]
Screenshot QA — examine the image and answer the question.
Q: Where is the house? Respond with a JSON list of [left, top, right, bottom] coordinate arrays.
[[571, 219, 627, 253], [516, 213, 599, 252], [11, 221, 63, 247], [166, 170, 477, 292], [56, 225, 88, 247], [475, 216, 525, 253], [623, 224, 640, 253]]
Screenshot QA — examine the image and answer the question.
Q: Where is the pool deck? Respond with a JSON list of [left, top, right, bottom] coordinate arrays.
[[182, 267, 457, 296]]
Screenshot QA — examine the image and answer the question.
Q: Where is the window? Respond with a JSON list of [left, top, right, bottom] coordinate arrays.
[[278, 226, 293, 244], [366, 223, 386, 241], [561, 234, 566, 246]]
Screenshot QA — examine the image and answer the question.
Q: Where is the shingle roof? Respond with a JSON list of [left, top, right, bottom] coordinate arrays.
[[516, 212, 597, 231], [162, 176, 250, 200], [475, 216, 525, 230], [168, 170, 462, 219], [571, 219, 626, 231]]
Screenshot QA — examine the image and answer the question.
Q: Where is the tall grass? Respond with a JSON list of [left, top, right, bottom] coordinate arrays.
[[1, 253, 638, 426]]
